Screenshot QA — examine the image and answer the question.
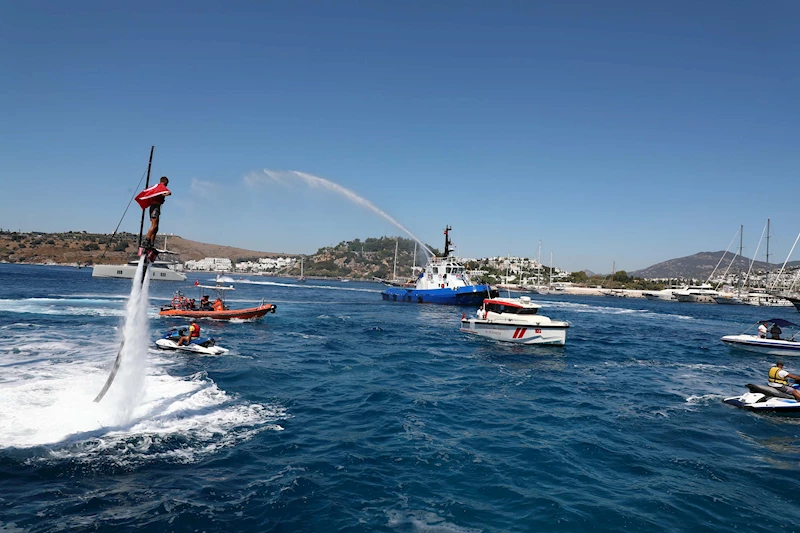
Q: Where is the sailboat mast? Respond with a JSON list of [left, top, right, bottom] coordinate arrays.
[[412, 242, 417, 274], [549, 251, 553, 289], [138, 146, 155, 247], [537, 240, 542, 286], [765, 218, 771, 289], [393, 239, 398, 280], [737, 224, 743, 296]]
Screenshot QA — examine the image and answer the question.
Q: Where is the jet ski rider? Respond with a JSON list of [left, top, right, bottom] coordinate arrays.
[[177, 318, 200, 346], [768, 361, 800, 401]]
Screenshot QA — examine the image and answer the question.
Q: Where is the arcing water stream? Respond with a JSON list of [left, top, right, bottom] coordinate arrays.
[[256, 169, 436, 258]]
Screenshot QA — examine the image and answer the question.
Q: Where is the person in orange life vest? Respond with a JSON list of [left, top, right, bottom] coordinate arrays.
[[145, 176, 171, 247], [213, 298, 224, 311], [178, 318, 200, 346], [768, 360, 800, 401]]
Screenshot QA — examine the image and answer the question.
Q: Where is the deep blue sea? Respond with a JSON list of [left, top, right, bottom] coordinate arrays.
[[2, 263, 800, 532]]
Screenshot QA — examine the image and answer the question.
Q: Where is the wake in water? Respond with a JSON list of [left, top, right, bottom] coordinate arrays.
[[0, 259, 288, 460]]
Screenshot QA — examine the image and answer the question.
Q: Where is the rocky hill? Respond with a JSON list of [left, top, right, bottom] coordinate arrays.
[[630, 251, 800, 280], [0, 231, 281, 266]]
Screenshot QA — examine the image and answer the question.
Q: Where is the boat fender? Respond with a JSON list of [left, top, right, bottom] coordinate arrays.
[[440, 284, 445, 288], [172, 296, 180, 308]]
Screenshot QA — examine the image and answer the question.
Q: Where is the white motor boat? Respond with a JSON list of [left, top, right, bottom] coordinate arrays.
[[721, 319, 800, 357], [642, 288, 680, 301], [724, 384, 800, 413], [460, 296, 569, 345]]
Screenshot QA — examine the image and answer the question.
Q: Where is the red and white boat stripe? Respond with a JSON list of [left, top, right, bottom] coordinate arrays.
[[512, 327, 527, 339]]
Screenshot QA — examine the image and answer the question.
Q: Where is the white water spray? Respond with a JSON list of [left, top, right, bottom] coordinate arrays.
[[107, 256, 150, 423], [253, 169, 436, 258]]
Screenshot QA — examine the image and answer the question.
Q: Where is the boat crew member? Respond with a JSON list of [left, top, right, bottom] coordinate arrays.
[[145, 176, 171, 248], [758, 322, 768, 338], [767, 361, 800, 401], [178, 318, 200, 346], [200, 295, 212, 310], [213, 298, 224, 311], [770, 322, 782, 340]]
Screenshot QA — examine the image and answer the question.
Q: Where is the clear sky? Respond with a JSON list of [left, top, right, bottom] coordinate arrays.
[[1, 1, 797, 273]]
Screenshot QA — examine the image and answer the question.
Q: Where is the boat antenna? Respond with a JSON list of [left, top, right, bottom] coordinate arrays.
[[97, 149, 154, 261]]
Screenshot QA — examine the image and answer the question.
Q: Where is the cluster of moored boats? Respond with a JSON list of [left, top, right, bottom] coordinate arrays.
[[642, 285, 799, 309]]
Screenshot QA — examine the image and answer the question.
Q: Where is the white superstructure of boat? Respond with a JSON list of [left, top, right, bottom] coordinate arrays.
[[674, 285, 719, 303]]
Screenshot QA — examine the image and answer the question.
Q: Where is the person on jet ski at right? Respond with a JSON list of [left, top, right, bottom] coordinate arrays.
[[768, 361, 800, 401]]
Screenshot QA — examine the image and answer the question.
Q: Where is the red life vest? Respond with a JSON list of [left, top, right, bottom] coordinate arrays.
[[190, 323, 200, 338]]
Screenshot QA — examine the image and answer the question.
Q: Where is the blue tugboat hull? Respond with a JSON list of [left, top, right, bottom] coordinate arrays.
[[381, 285, 496, 305]]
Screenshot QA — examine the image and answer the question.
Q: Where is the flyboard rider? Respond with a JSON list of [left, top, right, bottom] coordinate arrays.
[[135, 176, 171, 251]]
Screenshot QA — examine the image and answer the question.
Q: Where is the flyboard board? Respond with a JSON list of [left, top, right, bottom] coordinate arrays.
[[93, 246, 159, 402]]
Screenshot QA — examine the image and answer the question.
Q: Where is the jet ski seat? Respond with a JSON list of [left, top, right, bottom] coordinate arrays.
[[746, 383, 794, 399]]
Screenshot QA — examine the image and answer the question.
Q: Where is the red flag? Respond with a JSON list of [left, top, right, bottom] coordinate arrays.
[[135, 183, 171, 209], [195, 279, 199, 286]]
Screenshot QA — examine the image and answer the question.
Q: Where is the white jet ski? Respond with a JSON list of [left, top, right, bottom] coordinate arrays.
[[723, 384, 800, 413], [155, 328, 229, 356]]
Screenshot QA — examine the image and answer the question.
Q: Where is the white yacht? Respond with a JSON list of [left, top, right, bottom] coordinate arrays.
[[674, 285, 720, 303], [642, 288, 680, 301], [92, 236, 186, 282], [92, 254, 186, 282]]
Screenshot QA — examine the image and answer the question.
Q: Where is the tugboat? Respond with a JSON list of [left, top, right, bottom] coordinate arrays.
[[381, 226, 497, 305]]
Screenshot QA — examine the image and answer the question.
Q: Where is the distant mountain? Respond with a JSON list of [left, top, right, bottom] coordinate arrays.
[[631, 251, 800, 280], [582, 269, 595, 277]]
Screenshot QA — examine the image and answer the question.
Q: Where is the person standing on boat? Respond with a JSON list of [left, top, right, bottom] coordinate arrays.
[[200, 295, 212, 310], [758, 322, 768, 338], [770, 322, 782, 340], [178, 318, 200, 346], [768, 361, 800, 401]]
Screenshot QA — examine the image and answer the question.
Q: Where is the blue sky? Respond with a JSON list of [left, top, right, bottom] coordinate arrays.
[[1, 1, 797, 273]]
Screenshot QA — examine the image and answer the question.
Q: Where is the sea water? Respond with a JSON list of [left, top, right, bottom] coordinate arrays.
[[1, 264, 800, 532]]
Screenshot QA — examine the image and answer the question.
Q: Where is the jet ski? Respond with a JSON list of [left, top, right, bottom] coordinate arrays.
[[723, 384, 800, 413], [154, 328, 229, 356]]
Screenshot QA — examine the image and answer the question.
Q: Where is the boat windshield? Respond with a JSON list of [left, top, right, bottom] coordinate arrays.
[[487, 303, 539, 315]]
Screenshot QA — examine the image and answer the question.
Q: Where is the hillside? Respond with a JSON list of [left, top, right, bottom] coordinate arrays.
[[0, 231, 282, 266], [630, 251, 800, 280]]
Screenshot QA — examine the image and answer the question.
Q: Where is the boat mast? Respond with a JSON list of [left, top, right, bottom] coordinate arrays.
[[138, 146, 155, 248], [765, 218, 771, 289], [610, 261, 615, 292], [393, 238, 398, 280], [412, 241, 417, 274], [549, 251, 554, 290], [443, 226, 452, 257], [737, 224, 743, 297], [537, 240, 542, 287]]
